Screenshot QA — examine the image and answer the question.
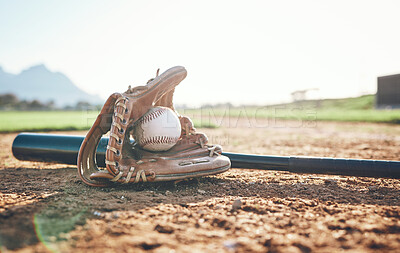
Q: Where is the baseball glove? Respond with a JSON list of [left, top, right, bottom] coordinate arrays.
[[77, 66, 231, 187]]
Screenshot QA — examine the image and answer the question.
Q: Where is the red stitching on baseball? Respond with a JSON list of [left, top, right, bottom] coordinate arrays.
[[140, 136, 179, 147], [139, 108, 166, 125]]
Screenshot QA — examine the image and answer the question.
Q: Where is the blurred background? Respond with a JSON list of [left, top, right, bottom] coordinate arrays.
[[0, 0, 399, 131]]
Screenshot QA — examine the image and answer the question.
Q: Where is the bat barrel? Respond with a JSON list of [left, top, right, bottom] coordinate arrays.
[[12, 133, 107, 166], [11, 133, 400, 178]]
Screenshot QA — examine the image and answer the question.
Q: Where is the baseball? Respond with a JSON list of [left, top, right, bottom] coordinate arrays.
[[133, 106, 181, 151]]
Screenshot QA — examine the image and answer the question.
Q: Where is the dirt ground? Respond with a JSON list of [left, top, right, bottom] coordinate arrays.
[[1, 119, 400, 253]]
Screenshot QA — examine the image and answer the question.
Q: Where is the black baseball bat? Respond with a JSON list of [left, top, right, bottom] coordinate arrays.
[[11, 133, 400, 178]]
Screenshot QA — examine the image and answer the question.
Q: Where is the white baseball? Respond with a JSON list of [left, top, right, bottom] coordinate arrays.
[[133, 106, 181, 151]]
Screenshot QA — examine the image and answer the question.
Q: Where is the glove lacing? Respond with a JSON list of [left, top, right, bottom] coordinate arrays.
[[105, 95, 156, 183]]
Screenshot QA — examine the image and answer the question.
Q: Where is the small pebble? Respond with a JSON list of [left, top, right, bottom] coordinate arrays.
[[155, 224, 174, 234], [232, 199, 242, 211], [198, 189, 206, 194], [223, 240, 238, 250]]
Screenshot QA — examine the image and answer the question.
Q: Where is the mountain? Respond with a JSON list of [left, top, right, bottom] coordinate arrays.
[[0, 66, 16, 84], [0, 64, 103, 107]]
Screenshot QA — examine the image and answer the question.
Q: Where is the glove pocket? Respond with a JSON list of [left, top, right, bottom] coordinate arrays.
[[151, 155, 231, 182]]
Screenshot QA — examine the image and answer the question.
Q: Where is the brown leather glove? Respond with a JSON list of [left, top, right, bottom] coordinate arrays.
[[77, 66, 231, 187]]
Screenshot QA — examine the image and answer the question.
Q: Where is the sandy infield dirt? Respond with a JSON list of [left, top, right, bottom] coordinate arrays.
[[1, 119, 400, 252]]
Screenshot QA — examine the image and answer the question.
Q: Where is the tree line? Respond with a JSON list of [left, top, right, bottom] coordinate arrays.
[[0, 93, 98, 110]]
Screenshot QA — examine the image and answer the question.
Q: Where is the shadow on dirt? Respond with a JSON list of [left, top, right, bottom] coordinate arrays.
[[1, 167, 399, 250]]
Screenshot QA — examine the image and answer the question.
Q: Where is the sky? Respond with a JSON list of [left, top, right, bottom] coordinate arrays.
[[1, 0, 400, 106]]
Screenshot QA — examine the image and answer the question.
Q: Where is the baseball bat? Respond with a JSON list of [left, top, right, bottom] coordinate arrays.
[[11, 133, 400, 178]]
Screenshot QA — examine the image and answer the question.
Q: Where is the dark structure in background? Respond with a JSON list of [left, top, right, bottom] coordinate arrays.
[[377, 73, 400, 108]]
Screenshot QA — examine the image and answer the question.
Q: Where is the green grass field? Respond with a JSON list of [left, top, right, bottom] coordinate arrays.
[[0, 95, 399, 132], [0, 111, 99, 132], [0, 110, 218, 132], [181, 107, 400, 124], [180, 95, 400, 124]]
